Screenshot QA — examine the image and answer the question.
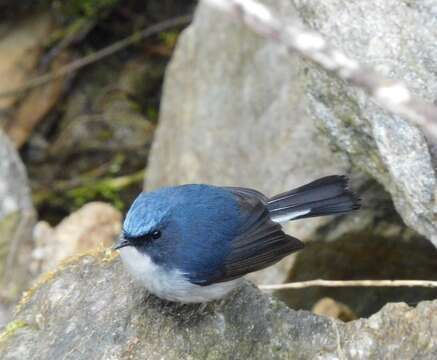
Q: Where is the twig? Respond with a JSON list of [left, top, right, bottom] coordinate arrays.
[[204, 0, 437, 142], [259, 279, 437, 291], [0, 15, 192, 99]]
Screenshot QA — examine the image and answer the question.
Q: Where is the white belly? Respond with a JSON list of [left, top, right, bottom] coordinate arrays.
[[119, 246, 241, 303]]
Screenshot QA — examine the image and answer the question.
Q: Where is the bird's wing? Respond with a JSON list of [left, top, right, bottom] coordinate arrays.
[[192, 187, 304, 286]]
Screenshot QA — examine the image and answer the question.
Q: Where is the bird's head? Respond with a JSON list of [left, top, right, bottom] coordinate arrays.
[[113, 184, 241, 276], [113, 187, 179, 264]]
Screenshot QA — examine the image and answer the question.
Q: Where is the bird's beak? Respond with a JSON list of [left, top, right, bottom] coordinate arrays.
[[113, 235, 131, 250]]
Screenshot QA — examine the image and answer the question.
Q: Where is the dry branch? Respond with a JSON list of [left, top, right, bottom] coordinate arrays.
[[259, 279, 437, 291], [204, 0, 437, 142], [0, 15, 192, 99]]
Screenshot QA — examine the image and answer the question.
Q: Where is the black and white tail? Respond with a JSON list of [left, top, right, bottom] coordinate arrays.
[[267, 175, 360, 223]]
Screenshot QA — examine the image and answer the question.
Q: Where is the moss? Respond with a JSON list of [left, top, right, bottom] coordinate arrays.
[[33, 169, 144, 212], [0, 320, 29, 343], [55, 247, 119, 270], [65, 170, 144, 210]]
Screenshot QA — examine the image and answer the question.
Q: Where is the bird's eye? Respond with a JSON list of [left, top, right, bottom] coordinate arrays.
[[151, 230, 161, 240]]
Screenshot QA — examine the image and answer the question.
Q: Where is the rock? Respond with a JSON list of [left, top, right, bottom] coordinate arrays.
[[312, 297, 357, 322], [32, 202, 121, 274], [0, 131, 35, 325], [297, 0, 437, 245], [146, 0, 437, 263], [0, 132, 33, 218], [147, 0, 348, 196], [0, 253, 436, 359]]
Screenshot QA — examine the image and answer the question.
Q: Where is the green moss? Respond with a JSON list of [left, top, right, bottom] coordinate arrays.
[[0, 320, 29, 343], [69, 170, 144, 210], [33, 170, 144, 212]]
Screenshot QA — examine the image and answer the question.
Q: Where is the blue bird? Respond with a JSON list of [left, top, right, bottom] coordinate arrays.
[[114, 175, 360, 303]]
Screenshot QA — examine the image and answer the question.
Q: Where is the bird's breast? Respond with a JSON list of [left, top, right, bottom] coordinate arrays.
[[119, 246, 241, 303]]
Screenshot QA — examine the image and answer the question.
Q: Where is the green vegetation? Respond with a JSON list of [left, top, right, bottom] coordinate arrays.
[[33, 170, 144, 213]]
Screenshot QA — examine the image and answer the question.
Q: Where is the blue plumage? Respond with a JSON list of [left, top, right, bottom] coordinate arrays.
[[115, 176, 360, 303], [123, 184, 242, 283]]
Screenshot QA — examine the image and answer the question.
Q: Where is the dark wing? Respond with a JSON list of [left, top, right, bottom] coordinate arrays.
[[193, 187, 304, 285]]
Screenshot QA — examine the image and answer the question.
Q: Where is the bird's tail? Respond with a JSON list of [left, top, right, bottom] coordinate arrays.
[[267, 175, 360, 223]]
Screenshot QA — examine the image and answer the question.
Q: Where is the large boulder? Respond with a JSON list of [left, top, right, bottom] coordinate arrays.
[[1, 252, 436, 360], [145, 0, 437, 249]]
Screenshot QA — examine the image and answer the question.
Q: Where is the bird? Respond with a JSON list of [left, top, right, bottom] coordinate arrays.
[[114, 175, 360, 303]]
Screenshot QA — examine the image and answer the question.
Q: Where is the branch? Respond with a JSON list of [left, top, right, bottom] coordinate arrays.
[[204, 0, 437, 142], [0, 15, 192, 99], [259, 279, 437, 291]]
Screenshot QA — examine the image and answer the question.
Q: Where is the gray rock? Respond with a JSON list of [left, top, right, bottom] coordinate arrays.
[[146, 0, 437, 249], [297, 0, 437, 245], [0, 253, 436, 360], [0, 131, 35, 325], [0, 131, 33, 218]]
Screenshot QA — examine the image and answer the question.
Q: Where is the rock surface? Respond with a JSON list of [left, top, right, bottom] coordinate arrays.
[[146, 0, 437, 248], [298, 0, 437, 245], [0, 253, 436, 360], [0, 130, 35, 325]]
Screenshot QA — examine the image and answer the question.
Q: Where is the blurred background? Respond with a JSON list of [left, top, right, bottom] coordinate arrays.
[[1, 0, 437, 330]]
